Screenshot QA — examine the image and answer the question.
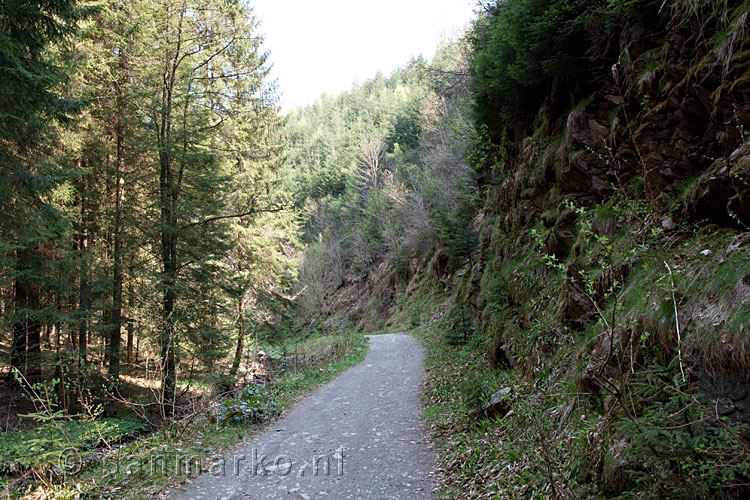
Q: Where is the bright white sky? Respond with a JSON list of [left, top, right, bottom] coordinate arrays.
[[251, 0, 477, 111]]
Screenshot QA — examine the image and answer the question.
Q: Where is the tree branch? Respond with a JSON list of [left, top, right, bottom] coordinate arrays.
[[181, 206, 285, 229]]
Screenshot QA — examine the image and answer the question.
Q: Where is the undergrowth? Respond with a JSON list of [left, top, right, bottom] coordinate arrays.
[[2, 333, 367, 500], [418, 305, 750, 499], [411, 200, 750, 499]]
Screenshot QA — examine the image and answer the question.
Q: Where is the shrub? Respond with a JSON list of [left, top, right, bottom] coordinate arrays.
[[616, 362, 750, 499], [216, 384, 278, 425], [445, 306, 476, 346]]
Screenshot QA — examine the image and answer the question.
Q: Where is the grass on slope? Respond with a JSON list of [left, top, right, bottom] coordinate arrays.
[[5, 333, 368, 500]]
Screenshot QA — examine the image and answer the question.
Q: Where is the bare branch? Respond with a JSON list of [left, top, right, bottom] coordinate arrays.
[[181, 206, 286, 229]]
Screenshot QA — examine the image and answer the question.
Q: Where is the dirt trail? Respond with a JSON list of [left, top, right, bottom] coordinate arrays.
[[167, 333, 434, 500]]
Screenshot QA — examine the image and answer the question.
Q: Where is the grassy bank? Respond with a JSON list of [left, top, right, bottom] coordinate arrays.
[[417, 318, 588, 499], [3, 333, 367, 500], [411, 223, 750, 499]]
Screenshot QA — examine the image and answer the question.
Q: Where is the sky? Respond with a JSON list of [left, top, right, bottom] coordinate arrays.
[[251, 0, 477, 111]]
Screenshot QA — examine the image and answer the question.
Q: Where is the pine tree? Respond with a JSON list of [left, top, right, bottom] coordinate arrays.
[[130, 0, 281, 415], [1, 0, 92, 384]]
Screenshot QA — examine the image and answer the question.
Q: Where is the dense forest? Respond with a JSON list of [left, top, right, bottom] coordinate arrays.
[[1, 0, 750, 499]]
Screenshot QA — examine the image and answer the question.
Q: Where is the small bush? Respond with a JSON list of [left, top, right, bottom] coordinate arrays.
[[445, 306, 475, 346], [216, 384, 278, 425], [616, 362, 750, 499]]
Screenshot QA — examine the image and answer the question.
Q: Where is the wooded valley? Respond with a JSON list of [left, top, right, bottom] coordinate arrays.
[[1, 0, 750, 498]]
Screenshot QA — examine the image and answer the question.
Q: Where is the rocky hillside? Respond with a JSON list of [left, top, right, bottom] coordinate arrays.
[[306, 1, 750, 497], [468, 0, 750, 414]]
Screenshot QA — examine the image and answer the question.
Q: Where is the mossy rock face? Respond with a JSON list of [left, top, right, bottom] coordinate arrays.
[[507, 268, 538, 307], [429, 247, 449, 278], [559, 265, 596, 328], [684, 140, 750, 227], [728, 140, 750, 225], [544, 207, 577, 260], [694, 367, 750, 434]]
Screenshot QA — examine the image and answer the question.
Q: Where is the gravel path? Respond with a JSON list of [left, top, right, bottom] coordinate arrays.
[[167, 334, 434, 500]]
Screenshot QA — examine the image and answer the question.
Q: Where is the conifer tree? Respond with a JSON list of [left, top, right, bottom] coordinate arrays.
[[1, 0, 91, 384], [131, 0, 280, 414]]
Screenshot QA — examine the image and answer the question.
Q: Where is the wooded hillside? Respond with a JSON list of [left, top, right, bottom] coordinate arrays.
[[289, 1, 750, 498], [1, 0, 749, 499]]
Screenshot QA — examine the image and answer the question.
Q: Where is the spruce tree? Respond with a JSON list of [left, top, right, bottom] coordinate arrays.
[[1, 0, 91, 384], [132, 0, 280, 415]]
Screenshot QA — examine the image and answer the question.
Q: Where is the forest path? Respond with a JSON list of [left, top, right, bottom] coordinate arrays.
[[167, 334, 434, 500]]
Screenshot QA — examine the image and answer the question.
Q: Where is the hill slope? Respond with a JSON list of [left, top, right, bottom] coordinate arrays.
[[292, 1, 750, 498]]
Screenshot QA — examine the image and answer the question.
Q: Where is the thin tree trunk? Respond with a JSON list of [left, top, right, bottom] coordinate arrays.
[[126, 288, 134, 364], [54, 335, 67, 412], [157, 1, 185, 419], [25, 274, 42, 385], [68, 293, 77, 351], [107, 90, 125, 381], [78, 171, 90, 368], [101, 310, 109, 369], [160, 266, 177, 416], [57, 319, 63, 353], [135, 333, 140, 364], [159, 145, 178, 415], [10, 249, 42, 385], [229, 297, 245, 376], [9, 264, 28, 383]]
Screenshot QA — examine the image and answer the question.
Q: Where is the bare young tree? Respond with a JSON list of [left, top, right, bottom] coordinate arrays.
[[357, 136, 385, 194]]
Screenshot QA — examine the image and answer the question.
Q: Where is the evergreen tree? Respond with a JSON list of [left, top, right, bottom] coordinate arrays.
[[0, 0, 91, 384], [131, 0, 281, 414]]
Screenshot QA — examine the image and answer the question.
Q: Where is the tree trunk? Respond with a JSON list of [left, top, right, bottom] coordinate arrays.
[[229, 297, 245, 377], [9, 269, 28, 383], [159, 145, 178, 415], [157, 1, 184, 419], [54, 340, 67, 412], [10, 249, 42, 385], [68, 293, 77, 351], [78, 172, 90, 368], [101, 308, 110, 369], [126, 288, 134, 364], [135, 333, 140, 364], [160, 259, 177, 416], [25, 271, 42, 386], [107, 89, 125, 382]]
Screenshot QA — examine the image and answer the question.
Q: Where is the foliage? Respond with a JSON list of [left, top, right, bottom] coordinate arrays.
[[216, 384, 278, 425], [616, 363, 750, 499], [445, 306, 475, 347], [470, 0, 622, 141], [415, 268, 750, 499], [417, 305, 594, 499], [0, 0, 296, 426], [0, 416, 146, 473], [0, 0, 92, 143], [286, 67, 427, 211], [0, 0, 98, 388], [435, 203, 479, 272], [290, 38, 476, 319]]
